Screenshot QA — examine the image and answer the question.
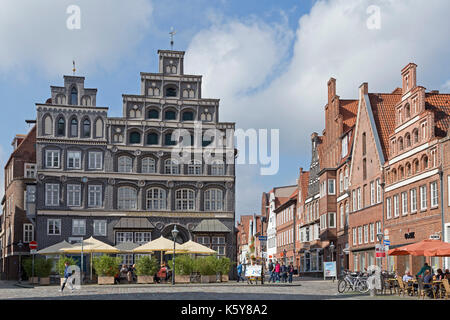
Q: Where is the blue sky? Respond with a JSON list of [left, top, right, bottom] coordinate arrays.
[[1, 0, 449, 219]]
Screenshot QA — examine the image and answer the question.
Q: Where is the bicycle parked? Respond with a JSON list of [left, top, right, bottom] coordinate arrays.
[[337, 270, 370, 293]]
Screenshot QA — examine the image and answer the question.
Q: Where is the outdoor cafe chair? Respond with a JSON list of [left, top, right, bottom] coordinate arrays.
[[442, 279, 450, 300], [396, 276, 413, 296], [417, 278, 434, 299]]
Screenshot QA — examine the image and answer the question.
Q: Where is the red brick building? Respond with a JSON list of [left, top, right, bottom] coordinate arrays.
[[274, 189, 297, 265], [0, 126, 36, 280]]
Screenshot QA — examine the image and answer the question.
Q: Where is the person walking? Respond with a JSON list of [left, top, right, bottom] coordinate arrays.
[[237, 262, 245, 283], [288, 263, 294, 283], [268, 259, 275, 283], [416, 262, 432, 278], [274, 261, 281, 283], [59, 262, 74, 293], [280, 263, 288, 283]]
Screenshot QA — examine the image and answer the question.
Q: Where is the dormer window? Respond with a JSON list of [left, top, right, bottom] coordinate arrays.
[[70, 87, 78, 105]]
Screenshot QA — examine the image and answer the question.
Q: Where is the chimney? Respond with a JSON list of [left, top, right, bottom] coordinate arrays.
[[328, 78, 336, 103], [359, 82, 368, 99]]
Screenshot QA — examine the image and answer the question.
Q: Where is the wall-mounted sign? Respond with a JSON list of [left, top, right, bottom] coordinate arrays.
[[404, 232, 415, 240]]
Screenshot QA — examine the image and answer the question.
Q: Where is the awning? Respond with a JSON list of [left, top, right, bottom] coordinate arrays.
[[114, 217, 155, 229], [193, 219, 231, 233], [37, 240, 74, 255]]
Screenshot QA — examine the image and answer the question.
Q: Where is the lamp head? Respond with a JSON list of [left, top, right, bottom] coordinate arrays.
[[172, 225, 179, 239]]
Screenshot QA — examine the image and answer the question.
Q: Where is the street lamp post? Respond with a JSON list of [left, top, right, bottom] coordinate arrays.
[[17, 241, 23, 283], [171, 226, 179, 286], [329, 242, 335, 282]]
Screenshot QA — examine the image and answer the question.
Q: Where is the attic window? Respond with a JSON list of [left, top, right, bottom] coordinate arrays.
[[70, 87, 78, 105]]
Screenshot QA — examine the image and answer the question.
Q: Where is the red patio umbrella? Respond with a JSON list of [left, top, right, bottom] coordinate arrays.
[[388, 239, 450, 257]]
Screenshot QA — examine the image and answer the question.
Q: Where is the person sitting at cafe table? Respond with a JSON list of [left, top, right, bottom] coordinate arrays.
[[416, 262, 432, 278], [435, 269, 445, 281], [403, 270, 413, 282], [445, 269, 450, 280]]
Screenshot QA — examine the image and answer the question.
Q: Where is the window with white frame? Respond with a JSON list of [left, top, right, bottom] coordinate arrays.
[[386, 197, 392, 219], [164, 159, 179, 174], [370, 181, 375, 205], [88, 185, 102, 208], [344, 168, 349, 190], [146, 188, 167, 210], [24, 163, 36, 179], [23, 224, 34, 243], [340, 205, 344, 229], [142, 158, 156, 174], [118, 187, 137, 210], [410, 188, 417, 213], [93, 220, 107, 236], [328, 212, 336, 228], [402, 192, 408, 215], [352, 190, 356, 211], [47, 219, 61, 235], [353, 228, 357, 245], [364, 225, 368, 243], [341, 135, 348, 158], [345, 202, 349, 226], [67, 184, 81, 207], [67, 151, 82, 169], [394, 195, 399, 217], [376, 221, 381, 235], [320, 214, 327, 230], [72, 219, 86, 235], [135, 232, 152, 244], [45, 184, 59, 206], [196, 236, 210, 245], [188, 160, 202, 175], [421, 121, 427, 140], [211, 160, 225, 175], [204, 189, 223, 211], [420, 185, 427, 210], [357, 188, 362, 210], [328, 179, 336, 195], [370, 223, 374, 243], [88, 152, 103, 170], [118, 156, 132, 173], [339, 172, 344, 193], [430, 181, 438, 207], [376, 179, 381, 203], [116, 232, 133, 244], [358, 227, 363, 244], [176, 189, 195, 211], [118, 254, 134, 266], [45, 150, 60, 168]]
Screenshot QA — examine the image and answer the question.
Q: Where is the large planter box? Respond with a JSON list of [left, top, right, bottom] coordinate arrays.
[[98, 276, 115, 285], [175, 275, 190, 284], [221, 274, 229, 282], [28, 277, 39, 284], [39, 277, 50, 285], [137, 275, 154, 284], [201, 275, 216, 283]]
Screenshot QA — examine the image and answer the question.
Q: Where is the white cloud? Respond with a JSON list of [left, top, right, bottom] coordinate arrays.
[[0, 0, 153, 77], [184, 0, 450, 216]]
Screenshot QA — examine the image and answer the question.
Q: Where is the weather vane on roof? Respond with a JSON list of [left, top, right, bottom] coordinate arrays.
[[169, 27, 177, 50], [72, 60, 76, 75]]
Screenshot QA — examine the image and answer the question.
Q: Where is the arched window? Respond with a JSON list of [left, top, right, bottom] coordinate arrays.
[[175, 189, 195, 211], [398, 138, 404, 151], [146, 188, 166, 210], [83, 119, 91, 138], [57, 117, 65, 136], [43, 115, 53, 135], [422, 155, 429, 170], [164, 132, 177, 146], [164, 110, 176, 121], [70, 87, 78, 105], [413, 129, 419, 144], [118, 187, 137, 210], [204, 189, 224, 211], [405, 104, 411, 118], [81, 96, 91, 106], [211, 160, 225, 176], [118, 156, 133, 173], [188, 160, 202, 175], [95, 118, 103, 138], [142, 158, 156, 174], [182, 111, 194, 121], [165, 87, 177, 97], [344, 167, 349, 190], [129, 132, 141, 144], [70, 118, 78, 137], [392, 169, 397, 182], [405, 133, 411, 148], [413, 159, 419, 174], [399, 166, 404, 180], [146, 133, 159, 145], [164, 159, 179, 174], [148, 109, 159, 119], [406, 163, 411, 176]]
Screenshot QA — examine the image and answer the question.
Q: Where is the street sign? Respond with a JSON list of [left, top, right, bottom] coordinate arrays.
[[375, 244, 385, 258], [384, 240, 390, 246], [29, 241, 37, 250], [258, 236, 267, 241], [30, 249, 37, 255]]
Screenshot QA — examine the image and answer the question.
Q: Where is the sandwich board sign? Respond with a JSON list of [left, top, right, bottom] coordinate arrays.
[[245, 265, 262, 277], [323, 262, 337, 280]]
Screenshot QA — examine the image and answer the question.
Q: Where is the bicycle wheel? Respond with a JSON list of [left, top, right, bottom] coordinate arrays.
[[337, 279, 347, 293], [357, 280, 369, 293]]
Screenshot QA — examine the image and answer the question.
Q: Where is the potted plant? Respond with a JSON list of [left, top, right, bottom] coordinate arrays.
[[218, 257, 231, 282], [57, 255, 77, 286], [22, 258, 38, 284], [135, 256, 159, 284], [36, 259, 53, 285], [168, 255, 194, 283], [196, 256, 217, 283], [93, 255, 120, 285]]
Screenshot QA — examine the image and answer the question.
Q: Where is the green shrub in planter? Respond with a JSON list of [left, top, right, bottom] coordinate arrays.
[[168, 255, 196, 276], [195, 256, 218, 276], [23, 258, 53, 278], [218, 257, 231, 275], [57, 255, 77, 277], [93, 255, 121, 277], [135, 256, 159, 276]]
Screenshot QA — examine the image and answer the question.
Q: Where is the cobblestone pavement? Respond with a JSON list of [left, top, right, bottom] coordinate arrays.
[[0, 278, 419, 300]]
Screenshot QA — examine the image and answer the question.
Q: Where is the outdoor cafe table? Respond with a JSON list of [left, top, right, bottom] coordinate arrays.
[[387, 278, 398, 294], [433, 281, 444, 298]]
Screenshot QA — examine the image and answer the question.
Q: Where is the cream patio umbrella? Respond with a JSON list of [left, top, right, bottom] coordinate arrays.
[[60, 237, 119, 281], [37, 240, 74, 255], [132, 236, 187, 264], [165, 240, 217, 255]]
